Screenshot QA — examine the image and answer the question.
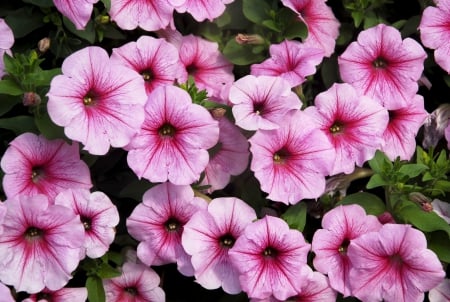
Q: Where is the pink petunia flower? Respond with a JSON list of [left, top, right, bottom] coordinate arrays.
[[177, 34, 234, 102], [311, 204, 382, 296], [281, 0, 340, 57], [431, 199, 450, 224], [182, 197, 257, 294], [171, 0, 232, 22], [229, 215, 312, 300], [0, 194, 85, 293], [109, 0, 174, 31], [199, 116, 250, 193], [55, 189, 120, 259], [429, 279, 450, 302], [103, 262, 165, 302], [419, 0, 450, 74], [305, 83, 389, 175], [127, 182, 208, 276], [251, 40, 325, 88], [53, 0, 98, 30], [338, 24, 427, 110], [381, 94, 429, 161], [249, 110, 335, 204], [0, 18, 14, 78], [348, 224, 445, 302], [111, 35, 186, 95], [126, 85, 219, 185], [24, 287, 88, 302], [229, 75, 301, 131], [0, 133, 92, 200], [47, 46, 147, 155], [0, 282, 14, 302]]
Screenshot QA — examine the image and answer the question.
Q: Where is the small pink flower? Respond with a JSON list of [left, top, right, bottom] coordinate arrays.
[[126, 85, 219, 185], [339, 24, 427, 110], [348, 224, 445, 302], [251, 40, 324, 87], [305, 83, 389, 175], [419, 0, 450, 73], [24, 287, 88, 302], [173, 0, 233, 22], [0, 195, 85, 293], [0, 133, 92, 200], [249, 110, 335, 204], [55, 189, 119, 259], [281, 0, 340, 57], [109, 0, 174, 31], [0, 18, 14, 78], [53, 0, 98, 29], [47, 46, 147, 155], [111, 36, 186, 95], [429, 279, 450, 302], [229, 215, 311, 300], [229, 75, 300, 131], [182, 197, 257, 294], [381, 95, 429, 161], [311, 205, 382, 296], [103, 262, 165, 302], [127, 182, 207, 276]]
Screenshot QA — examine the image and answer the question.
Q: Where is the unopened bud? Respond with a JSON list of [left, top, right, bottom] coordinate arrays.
[[377, 211, 396, 224], [211, 108, 226, 119], [22, 92, 41, 107], [235, 33, 264, 45], [37, 38, 51, 54], [409, 192, 433, 212], [96, 15, 110, 24]]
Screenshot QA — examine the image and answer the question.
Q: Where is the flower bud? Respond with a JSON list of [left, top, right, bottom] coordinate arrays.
[[235, 33, 264, 45], [37, 38, 51, 54], [22, 92, 41, 107]]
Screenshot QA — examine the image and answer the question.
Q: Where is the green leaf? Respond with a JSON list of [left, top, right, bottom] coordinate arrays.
[[0, 79, 23, 96], [336, 192, 386, 216], [27, 68, 61, 87], [366, 174, 388, 189], [222, 39, 266, 65], [398, 164, 428, 178], [86, 276, 106, 302], [0, 94, 20, 116], [105, 251, 123, 266], [22, 0, 54, 7], [34, 111, 66, 140], [101, 0, 111, 10], [397, 202, 450, 237], [320, 56, 339, 89], [5, 7, 45, 38], [351, 11, 364, 27], [427, 231, 450, 263], [368, 150, 392, 173], [434, 180, 450, 193], [261, 19, 281, 32], [282, 202, 307, 232], [63, 17, 96, 43], [97, 263, 121, 279], [242, 0, 271, 24], [0, 116, 38, 135], [400, 15, 421, 38], [283, 19, 308, 41]]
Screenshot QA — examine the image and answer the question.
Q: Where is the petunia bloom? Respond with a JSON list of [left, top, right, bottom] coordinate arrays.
[[429, 279, 450, 302], [24, 287, 88, 302], [338, 24, 427, 110], [53, 0, 98, 30], [251, 40, 324, 88], [229, 215, 312, 300], [109, 0, 174, 31], [0, 18, 14, 78], [0, 194, 85, 293], [127, 182, 208, 276], [0, 133, 92, 200], [281, 0, 340, 57], [55, 189, 120, 259], [229, 75, 300, 131], [381, 94, 428, 161], [182, 197, 257, 294], [311, 204, 382, 296], [348, 224, 445, 302], [47, 46, 147, 155], [172, 0, 233, 22], [126, 85, 219, 185], [0, 282, 14, 302], [103, 262, 165, 302], [249, 110, 335, 204], [305, 83, 389, 175], [111, 35, 186, 95], [431, 199, 450, 224], [419, 0, 450, 73]]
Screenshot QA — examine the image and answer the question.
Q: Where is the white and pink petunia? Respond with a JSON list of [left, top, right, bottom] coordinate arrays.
[[419, 0, 450, 74], [55, 189, 119, 259], [47, 46, 147, 155], [0, 194, 85, 293], [305, 83, 389, 175], [338, 24, 427, 110], [281, 0, 340, 57], [111, 35, 186, 95], [182, 197, 257, 294], [53, 0, 98, 29], [0, 133, 92, 200], [249, 110, 335, 204], [127, 182, 208, 276], [24, 287, 88, 302], [348, 224, 445, 302], [311, 204, 382, 296], [229, 75, 301, 131], [126, 85, 219, 185], [0, 18, 14, 78], [103, 262, 165, 302], [229, 215, 312, 300], [251, 40, 324, 88]]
